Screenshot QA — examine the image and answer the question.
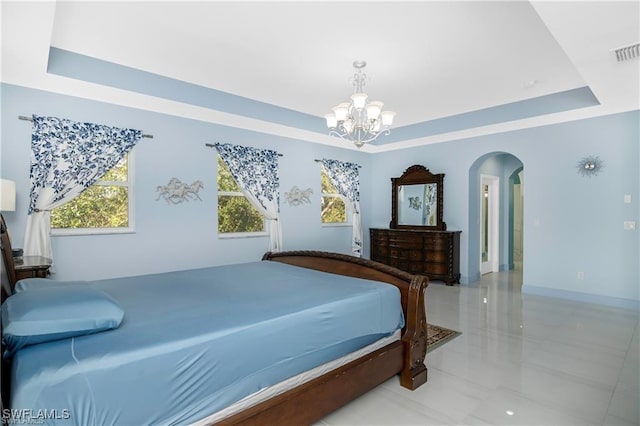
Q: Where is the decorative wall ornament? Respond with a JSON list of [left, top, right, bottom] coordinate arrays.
[[576, 155, 604, 177], [285, 186, 313, 206], [156, 178, 204, 204], [408, 196, 422, 210]]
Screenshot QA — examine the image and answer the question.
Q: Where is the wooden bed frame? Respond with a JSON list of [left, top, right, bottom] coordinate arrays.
[[212, 251, 429, 425], [0, 224, 428, 424]]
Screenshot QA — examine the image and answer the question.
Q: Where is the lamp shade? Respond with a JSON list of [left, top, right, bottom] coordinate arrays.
[[332, 103, 350, 121], [350, 93, 368, 109], [324, 113, 338, 129], [366, 101, 383, 120], [0, 179, 16, 212], [381, 110, 396, 126]]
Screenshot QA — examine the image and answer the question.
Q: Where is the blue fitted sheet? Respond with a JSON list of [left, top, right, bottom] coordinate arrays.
[[10, 261, 404, 425]]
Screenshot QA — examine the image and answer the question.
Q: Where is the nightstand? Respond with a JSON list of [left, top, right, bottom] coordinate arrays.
[[14, 256, 52, 281]]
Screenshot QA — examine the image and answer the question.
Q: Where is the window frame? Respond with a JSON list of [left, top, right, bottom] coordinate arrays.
[[216, 156, 268, 238], [51, 150, 136, 236], [320, 167, 351, 227]]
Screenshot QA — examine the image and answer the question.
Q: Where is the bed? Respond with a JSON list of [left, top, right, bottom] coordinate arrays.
[[1, 221, 428, 425]]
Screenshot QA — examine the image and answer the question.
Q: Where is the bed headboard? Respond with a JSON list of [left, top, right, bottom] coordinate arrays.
[[0, 214, 17, 303], [0, 214, 14, 411]]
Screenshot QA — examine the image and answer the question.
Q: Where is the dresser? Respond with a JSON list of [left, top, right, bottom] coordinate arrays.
[[370, 228, 461, 285]]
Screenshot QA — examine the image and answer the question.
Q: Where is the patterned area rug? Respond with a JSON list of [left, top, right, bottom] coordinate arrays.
[[426, 324, 461, 353]]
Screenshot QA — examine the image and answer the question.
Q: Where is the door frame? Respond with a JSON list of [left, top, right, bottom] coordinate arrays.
[[480, 174, 499, 275]]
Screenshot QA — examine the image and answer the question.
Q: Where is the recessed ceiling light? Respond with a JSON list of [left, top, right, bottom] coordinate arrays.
[[523, 79, 538, 88], [506, 410, 515, 416]]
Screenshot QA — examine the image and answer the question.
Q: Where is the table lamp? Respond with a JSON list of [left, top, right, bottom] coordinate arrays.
[[0, 179, 16, 213], [0, 178, 16, 236]]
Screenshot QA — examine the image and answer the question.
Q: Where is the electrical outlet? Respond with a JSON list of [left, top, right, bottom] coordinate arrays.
[[624, 194, 632, 204], [577, 272, 585, 280], [624, 221, 636, 230]]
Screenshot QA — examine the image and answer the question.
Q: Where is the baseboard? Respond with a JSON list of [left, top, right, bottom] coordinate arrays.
[[522, 284, 640, 311], [460, 273, 480, 285]]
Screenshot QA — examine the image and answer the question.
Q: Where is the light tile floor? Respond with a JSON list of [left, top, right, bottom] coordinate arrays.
[[317, 270, 639, 426]]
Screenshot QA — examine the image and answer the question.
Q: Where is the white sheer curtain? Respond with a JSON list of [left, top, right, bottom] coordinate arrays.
[[214, 143, 282, 252], [24, 115, 142, 260], [320, 159, 362, 257]]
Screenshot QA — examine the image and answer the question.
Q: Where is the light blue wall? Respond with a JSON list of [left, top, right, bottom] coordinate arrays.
[[369, 111, 639, 306], [2, 83, 638, 307], [0, 83, 368, 280]]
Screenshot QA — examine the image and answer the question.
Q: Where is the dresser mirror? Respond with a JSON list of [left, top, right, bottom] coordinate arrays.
[[390, 165, 446, 230]]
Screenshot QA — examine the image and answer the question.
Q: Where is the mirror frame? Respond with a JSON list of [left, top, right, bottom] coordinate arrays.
[[390, 164, 446, 230]]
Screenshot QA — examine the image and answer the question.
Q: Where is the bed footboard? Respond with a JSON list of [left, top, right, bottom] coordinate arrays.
[[210, 251, 430, 425], [401, 275, 429, 389], [263, 250, 429, 391]]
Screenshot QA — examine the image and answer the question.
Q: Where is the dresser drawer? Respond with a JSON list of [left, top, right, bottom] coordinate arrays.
[[371, 246, 388, 260], [425, 251, 446, 262], [424, 263, 449, 275], [389, 247, 418, 260], [424, 237, 450, 250], [389, 237, 422, 249], [370, 236, 389, 247]]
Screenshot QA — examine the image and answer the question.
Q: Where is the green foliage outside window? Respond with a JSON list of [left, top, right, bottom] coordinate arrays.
[[321, 169, 347, 223], [51, 156, 130, 229], [217, 156, 265, 233]]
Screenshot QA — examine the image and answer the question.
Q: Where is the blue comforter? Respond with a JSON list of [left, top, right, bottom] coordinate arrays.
[[10, 261, 403, 425]]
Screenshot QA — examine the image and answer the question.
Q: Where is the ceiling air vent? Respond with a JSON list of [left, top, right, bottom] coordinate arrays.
[[613, 42, 640, 62]]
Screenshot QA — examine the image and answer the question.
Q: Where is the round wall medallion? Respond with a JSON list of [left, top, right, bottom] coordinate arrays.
[[576, 155, 603, 177]]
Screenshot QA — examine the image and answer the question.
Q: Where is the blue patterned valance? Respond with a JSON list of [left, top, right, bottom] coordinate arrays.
[[320, 159, 361, 205], [214, 143, 280, 208], [28, 115, 142, 214], [24, 115, 143, 260]]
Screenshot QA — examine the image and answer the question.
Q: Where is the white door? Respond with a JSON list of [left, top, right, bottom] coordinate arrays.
[[480, 175, 499, 275]]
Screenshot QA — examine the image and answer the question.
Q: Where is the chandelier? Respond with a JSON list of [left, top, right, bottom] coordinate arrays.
[[324, 60, 396, 148]]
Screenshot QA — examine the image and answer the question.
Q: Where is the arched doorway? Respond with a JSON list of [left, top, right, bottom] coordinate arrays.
[[468, 152, 524, 283], [509, 167, 524, 271]]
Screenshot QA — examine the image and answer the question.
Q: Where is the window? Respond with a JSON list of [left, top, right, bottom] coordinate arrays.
[[51, 152, 134, 235], [321, 168, 348, 224], [217, 155, 266, 234]]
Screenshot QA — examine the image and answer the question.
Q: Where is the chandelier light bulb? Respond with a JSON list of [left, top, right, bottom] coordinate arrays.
[[326, 60, 395, 148], [381, 111, 396, 126], [343, 118, 354, 134], [332, 103, 349, 121], [366, 101, 383, 120], [351, 93, 368, 109], [324, 113, 337, 128]]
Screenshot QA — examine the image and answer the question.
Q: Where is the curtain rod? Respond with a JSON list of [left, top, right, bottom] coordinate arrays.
[[18, 115, 153, 139], [205, 143, 283, 156], [314, 159, 362, 167]]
